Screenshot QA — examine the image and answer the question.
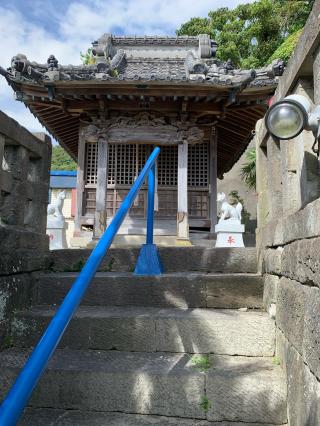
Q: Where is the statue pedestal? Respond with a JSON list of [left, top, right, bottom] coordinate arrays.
[[46, 216, 68, 250], [215, 220, 245, 248]]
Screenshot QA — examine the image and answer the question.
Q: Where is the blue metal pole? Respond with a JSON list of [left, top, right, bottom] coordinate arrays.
[[0, 147, 160, 426], [146, 164, 155, 245]]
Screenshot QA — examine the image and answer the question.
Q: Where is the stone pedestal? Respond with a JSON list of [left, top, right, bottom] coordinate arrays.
[[47, 217, 68, 250], [215, 220, 245, 248]]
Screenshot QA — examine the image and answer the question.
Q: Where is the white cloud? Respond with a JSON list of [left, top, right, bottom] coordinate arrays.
[[0, 0, 254, 135]]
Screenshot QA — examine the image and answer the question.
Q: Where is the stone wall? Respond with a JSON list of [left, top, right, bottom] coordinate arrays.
[[0, 111, 51, 349], [256, 2, 320, 424]]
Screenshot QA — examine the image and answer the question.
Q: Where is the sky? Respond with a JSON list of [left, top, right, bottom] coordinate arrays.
[[0, 0, 255, 142]]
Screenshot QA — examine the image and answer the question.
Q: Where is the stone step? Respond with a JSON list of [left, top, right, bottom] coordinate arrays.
[[36, 272, 263, 309], [19, 408, 288, 426], [48, 247, 257, 273], [12, 306, 275, 356], [0, 349, 287, 424]]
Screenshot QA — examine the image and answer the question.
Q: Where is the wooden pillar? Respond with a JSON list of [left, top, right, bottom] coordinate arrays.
[[94, 140, 108, 238], [74, 132, 86, 236], [177, 140, 189, 240], [210, 128, 217, 233]]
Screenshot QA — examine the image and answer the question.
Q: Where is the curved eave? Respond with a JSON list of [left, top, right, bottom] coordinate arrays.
[[6, 78, 273, 175]]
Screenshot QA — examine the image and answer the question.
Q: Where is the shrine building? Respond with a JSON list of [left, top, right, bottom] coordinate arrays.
[[1, 33, 283, 244]]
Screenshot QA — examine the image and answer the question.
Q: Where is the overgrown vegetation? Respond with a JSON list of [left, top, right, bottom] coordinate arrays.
[[190, 354, 211, 372], [273, 356, 281, 366], [200, 395, 211, 413], [269, 28, 303, 63], [177, 0, 314, 67], [51, 146, 77, 171]]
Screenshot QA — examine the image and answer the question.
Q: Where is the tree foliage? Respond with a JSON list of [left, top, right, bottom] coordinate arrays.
[[51, 146, 77, 171], [240, 148, 256, 190], [177, 0, 314, 68]]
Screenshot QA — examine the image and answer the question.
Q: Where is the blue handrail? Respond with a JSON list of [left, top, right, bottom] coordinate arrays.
[[0, 146, 161, 426]]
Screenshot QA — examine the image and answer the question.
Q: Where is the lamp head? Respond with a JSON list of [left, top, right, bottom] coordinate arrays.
[[265, 94, 312, 140]]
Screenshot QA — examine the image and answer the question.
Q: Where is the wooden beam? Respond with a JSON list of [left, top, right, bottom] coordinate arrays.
[[177, 141, 189, 240], [74, 132, 85, 235], [94, 140, 108, 238], [210, 128, 217, 233]]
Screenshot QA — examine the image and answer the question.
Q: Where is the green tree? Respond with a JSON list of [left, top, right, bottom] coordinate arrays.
[[51, 146, 77, 170], [240, 148, 256, 190], [177, 0, 314, 68]]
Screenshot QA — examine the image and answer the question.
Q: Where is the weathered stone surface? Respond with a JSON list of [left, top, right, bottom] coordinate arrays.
[[37, 272, 263, 309], [276, 277, 307, 354], [13, 306, 156, 352], [0, 274, 35, 323], [206, 355, 287, 424], [0, 250, 50, 276], [14, 306, 274, 356], [263, 274, 279, 311], [37, 272, 207, 308], [259, 198, 320, 248], [0, 349, 206, 419], [206, 274, 263, 309], [19, 408, 286, 426], [48, 247, 257, 273], [281, 237, 320, 288], [263, 248, 283, 275], [155, 309, 274, 356], [303, 287, 320, 379], [278, 329, 320, 426]]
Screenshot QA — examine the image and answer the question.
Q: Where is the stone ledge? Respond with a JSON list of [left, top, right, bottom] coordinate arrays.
[[257, 198, 320, 248]]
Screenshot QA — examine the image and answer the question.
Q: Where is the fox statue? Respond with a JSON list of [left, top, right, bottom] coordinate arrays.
[[217, 192, 242, 223]]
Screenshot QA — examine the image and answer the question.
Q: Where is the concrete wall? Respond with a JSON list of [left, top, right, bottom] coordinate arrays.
[[256, 2, 320, 424], [0, 111, 51, 349]]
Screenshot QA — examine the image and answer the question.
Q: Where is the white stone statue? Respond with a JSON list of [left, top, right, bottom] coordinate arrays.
[[47, 190, 68, 249], [215, 192, 245, 248], [217, 192, 242, 223], [47, 190, 66, 223]]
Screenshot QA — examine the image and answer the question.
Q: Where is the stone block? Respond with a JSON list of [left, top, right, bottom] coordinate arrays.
[[0, 250, 50, 276], [281, 237, 320, 288], [206, 355, 287, 424], [37, 272, 263, 309], [276, 277, 307, 354], [0, 349, 206, 419], [48, 247, 257, 274], [206, 274, 263, 309], [155, 309, 275, 356], [281, 335, 320, 426], [263, 274, 279, 310], [13, 306, 273, 356], [37, 273, 207, 308], [303, 287, 320, 380], [263, 248, 283, 275], [0, 274, 35, 323]]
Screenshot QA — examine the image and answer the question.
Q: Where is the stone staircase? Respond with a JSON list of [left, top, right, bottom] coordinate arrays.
[[0, 248, 287, 425]]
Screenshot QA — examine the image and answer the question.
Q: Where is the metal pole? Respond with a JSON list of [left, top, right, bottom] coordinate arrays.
[[146, 164, 155, 245]]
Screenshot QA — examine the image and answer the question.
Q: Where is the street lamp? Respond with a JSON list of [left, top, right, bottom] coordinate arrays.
[[265, 94, 320, 154]]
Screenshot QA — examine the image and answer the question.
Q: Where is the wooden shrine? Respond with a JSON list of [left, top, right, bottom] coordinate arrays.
[[1, 33, 283, 241]]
